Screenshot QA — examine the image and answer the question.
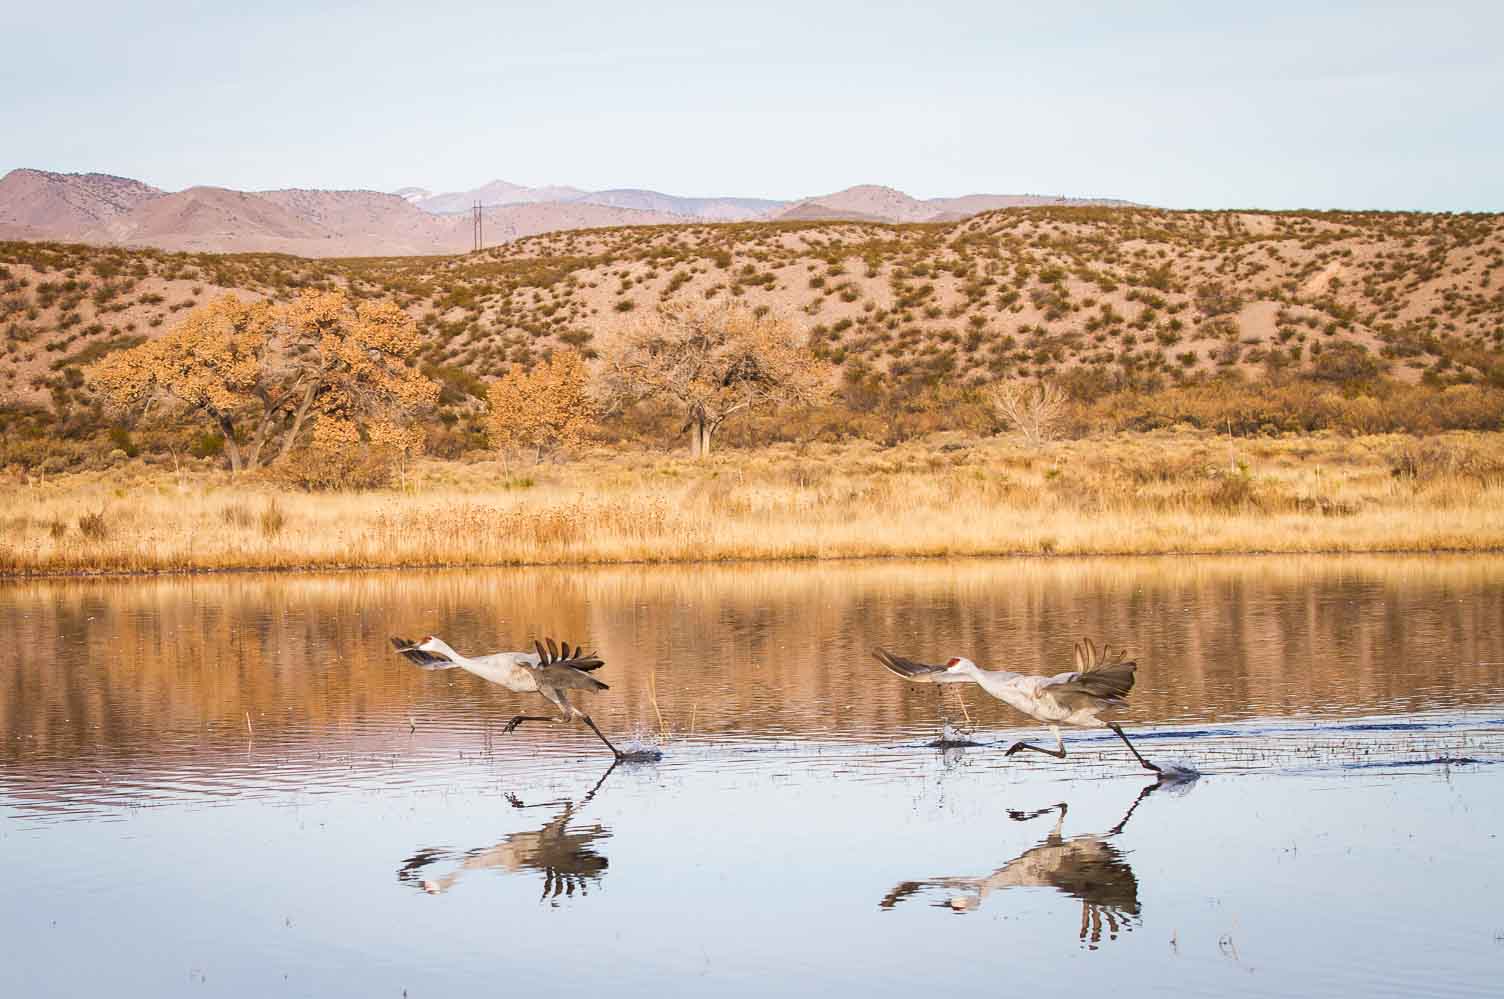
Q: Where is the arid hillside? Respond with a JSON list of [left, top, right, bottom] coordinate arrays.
[[0, 170, 164, 239], [1, 169, 1137, 255], [774, 185, 1135, 222], [374, 206, 1504, 397], [0, 169, 691, 257], [2, 206, 1502, 462]]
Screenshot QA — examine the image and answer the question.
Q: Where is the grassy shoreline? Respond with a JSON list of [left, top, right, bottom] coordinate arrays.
[[3, 429, 1503, 578]]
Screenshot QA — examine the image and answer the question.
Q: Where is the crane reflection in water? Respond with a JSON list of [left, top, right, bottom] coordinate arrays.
[[398, 762, 617, 904], [880, 775, 1194, 949]]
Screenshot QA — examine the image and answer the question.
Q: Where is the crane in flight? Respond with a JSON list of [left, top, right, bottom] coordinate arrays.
[[392, 635, 623, 758], [873, 639, 1159, 772]]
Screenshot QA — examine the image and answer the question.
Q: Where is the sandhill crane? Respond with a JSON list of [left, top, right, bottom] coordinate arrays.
[[880, 779, 1171, 947], [392, 635, 623, 758], [399, 762, 617, 901], [873, 639, 1159, 772]]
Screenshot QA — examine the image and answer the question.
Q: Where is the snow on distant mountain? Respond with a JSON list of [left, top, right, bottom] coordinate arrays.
[[394, 187, 432, 205]]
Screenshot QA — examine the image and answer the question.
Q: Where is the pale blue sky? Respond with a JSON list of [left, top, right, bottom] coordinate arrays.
[[3, 1, 1499, 209]]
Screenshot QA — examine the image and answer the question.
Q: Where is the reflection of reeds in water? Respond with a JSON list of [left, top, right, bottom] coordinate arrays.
[[3, 554, 1503, 765], [2, 431, 1503, 576]]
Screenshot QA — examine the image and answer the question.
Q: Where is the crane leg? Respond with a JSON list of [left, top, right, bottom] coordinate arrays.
[[581, 714, 625, 759], [1005, 726, 1067, 760], [503, 715, 555, 734], [1108, 723, 1160, 772], [1005, 742, 1067, 760]]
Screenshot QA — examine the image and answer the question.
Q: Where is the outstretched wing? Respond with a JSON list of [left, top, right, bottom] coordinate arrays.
[[391, 637, 459, 670], [872, 648, 972, 684], [529, 638, 610, 692], [535, 665, 610, 693], [1045, 639, 1136, 708], [532, 638, 606, 673]]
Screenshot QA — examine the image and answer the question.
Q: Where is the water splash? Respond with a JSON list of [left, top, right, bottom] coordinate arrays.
[[1156, 761, 1203, 785], [616, 736, 665, 763], [927, 721, 985, 749]]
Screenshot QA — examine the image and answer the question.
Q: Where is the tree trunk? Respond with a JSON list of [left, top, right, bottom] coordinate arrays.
[[243, 416, 273, 471], [215, 412, 244, 474], [688, 413, 714, 459], [273, 383, 318, 466]]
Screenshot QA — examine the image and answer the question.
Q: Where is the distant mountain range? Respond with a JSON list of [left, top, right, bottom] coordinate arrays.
[[0, 167, 1134, 257], [405, 178, 1130, 223]]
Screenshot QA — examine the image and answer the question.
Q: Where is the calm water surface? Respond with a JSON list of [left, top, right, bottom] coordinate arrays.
[[3, 556, 1503, 997]]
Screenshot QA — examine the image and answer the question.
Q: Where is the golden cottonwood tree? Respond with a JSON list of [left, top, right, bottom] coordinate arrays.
[[606, 302, 826, 458], [486, 351, 592, 462], [87, 290, 437, 473]]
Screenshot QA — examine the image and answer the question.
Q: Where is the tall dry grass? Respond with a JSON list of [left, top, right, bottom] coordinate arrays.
[[2, 430, 1503, 576]]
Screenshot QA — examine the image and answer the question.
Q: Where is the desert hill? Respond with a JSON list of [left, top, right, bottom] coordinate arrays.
[[405, 179, 779, 219], [571, 189, 787, 221], [0, 170, 694, 257], [413, 180, 590, 214], [1, 168, 1135, 255], [778, 185, 1138, 223], [3, 208, 1501, 437], [0, 169, 164, 236]]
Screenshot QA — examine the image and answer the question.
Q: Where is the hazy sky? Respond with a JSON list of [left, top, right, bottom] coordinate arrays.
[[3, 1, 1499, 209]]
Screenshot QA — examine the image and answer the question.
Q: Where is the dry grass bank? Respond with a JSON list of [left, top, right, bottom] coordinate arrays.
[[3, 430, 1503, 576]]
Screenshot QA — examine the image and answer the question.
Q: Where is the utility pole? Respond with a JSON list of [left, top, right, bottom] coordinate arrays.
[[472, 201, 483, 252]]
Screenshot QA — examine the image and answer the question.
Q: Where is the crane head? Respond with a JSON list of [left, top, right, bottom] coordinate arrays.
[[944, 657, 976, 672]]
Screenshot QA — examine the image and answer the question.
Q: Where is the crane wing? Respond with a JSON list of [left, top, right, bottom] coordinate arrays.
[[390, 637, 460, 670], [872, 648, 973, 684], [1043, 640, 1137, 709], [530, 663, 610, 692], [531, 638, 606, 673]]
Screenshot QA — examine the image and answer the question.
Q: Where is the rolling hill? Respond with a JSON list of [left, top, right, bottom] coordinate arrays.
[[0, 169, 165, 238], [777, 185, 1139, 223], [570, 189, 788, 220], [413, 180, 590, 214], [1, 168, 1139, 255], [0, 170, 692, 256], [4, 207, 1500, 437]]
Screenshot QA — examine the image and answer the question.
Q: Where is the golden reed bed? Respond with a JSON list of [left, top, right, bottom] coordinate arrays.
[[2, 430, 1502, 576]]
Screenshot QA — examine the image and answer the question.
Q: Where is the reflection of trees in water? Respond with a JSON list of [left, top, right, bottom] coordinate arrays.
[[3, 557, 1503, 758], [880, 778, 1188, 949], [398, 763, 615, 904]]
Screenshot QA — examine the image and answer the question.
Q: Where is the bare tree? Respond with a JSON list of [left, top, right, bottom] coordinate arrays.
[[987, 380, 1068, 446], [605, 301, 826, 458]]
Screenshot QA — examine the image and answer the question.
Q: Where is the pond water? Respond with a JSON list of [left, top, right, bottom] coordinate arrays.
[[3, 556, 1504, 997]]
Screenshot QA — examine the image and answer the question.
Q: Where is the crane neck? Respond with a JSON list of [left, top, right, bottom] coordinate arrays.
[[956, 659, 1003, 681], [428, 637, 471, 666]]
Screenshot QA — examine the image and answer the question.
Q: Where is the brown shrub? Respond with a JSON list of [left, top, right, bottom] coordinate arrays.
[[77, 509, 107, 541]]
